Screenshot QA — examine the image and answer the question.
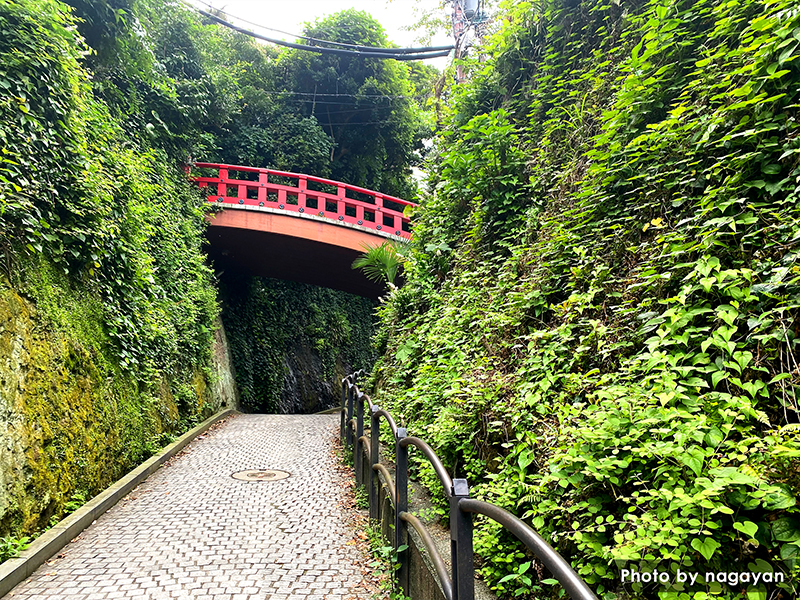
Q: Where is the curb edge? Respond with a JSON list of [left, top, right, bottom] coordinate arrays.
[[0, 408, 237, 598]]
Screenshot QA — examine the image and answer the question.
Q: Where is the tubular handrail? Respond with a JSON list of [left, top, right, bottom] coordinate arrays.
[[373, 463, 396, 504], [399, 511, 454, 600], [399, 436, 454, 497], [459, 500, 598, 600], [358, 436, 371, 459], [374, 409, 399, 437], [361, 392, 376, 411], [340, 373, 598, 600]]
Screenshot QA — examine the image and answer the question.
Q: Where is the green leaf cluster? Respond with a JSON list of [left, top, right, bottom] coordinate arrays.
[[352, 241, 406, 286], [0, 535, 29, 562]]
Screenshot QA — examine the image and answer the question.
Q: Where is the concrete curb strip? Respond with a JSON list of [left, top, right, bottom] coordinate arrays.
[[0, 408, 236, 598]]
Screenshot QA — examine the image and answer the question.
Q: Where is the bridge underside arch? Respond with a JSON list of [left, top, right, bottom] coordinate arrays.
[[205, 208, 391, 299]]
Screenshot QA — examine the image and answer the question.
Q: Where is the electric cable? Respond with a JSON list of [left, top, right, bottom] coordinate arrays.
[[259, 98, 414, 107], [255, 91, 427, 100], [191, 7, 452, 60], [187, 0, 454, 54]]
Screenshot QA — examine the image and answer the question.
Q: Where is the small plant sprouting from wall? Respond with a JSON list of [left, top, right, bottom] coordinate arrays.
[[352, 241, 406, 287]]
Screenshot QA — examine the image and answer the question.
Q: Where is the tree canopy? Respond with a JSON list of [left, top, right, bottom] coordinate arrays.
[[278, 9, 432, 198]]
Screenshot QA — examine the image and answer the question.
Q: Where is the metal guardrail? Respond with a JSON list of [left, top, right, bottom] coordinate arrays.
[[341, 371, 599, 600]]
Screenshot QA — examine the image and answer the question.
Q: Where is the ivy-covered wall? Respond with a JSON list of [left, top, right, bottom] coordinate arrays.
[[221, 276, 376, 414], [0, 0, 235, 538], [370, 1, 800, 599]]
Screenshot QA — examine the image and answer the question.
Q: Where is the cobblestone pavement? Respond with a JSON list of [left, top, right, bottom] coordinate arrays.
[[8, 414, 377, 600]]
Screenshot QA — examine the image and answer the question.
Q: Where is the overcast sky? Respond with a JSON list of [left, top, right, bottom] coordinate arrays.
[[186, 0, 454, 69]]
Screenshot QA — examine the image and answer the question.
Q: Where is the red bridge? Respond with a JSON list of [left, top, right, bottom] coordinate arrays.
[[192, 163, 415, 298]]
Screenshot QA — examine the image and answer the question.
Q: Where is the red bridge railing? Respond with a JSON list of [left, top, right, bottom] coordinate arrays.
[[192, 163, 415, 239]]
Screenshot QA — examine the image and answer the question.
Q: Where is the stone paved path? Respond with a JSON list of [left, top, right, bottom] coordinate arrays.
[[8, 414, 375, 600]]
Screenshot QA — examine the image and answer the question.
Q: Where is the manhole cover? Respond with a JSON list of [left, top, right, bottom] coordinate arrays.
[[231, 469, 291, 482]]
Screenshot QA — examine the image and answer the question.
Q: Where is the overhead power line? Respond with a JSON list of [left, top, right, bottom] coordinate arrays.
[[328, 120, 413, 126], [275, 99, 398, 106], [258, 97, 414, 107], [190, 0, 454, 55], [190, 6, 453, 61], [258, 91, 426, 100]]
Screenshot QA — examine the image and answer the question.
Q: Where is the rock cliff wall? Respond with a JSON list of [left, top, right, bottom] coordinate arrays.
[[221, 276, 376, 414]]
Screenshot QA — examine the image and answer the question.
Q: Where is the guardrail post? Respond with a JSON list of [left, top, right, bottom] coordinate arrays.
[[369, 405, 380, 521], [258, 170, 268, 204], [337, 185, 346, 219], [298, 175, 307, 208], [346, 383, 355, 449], [395, 428, 409, 595], [355, 391, 365, 486], [218, 168, 228, 198], [451, 479, 474, 600], [340, 378, 347, 444]]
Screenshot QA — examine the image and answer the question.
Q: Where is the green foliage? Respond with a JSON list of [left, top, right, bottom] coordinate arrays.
[[221, 277, 376, 413], [0, 536, 29, 562], [64, 0, 204, 158], [0, 0, 90, 267], [278, 9, 431, 198], [352, 241, 406, 286], [63, 491, 87, 515], [355, 486, 370, 510], [183, 9, 335, 173], [366, 523, 411, 600], [370, 0, 800, 599], [0, 0, 218, 382], [429, 109, 535, 248]]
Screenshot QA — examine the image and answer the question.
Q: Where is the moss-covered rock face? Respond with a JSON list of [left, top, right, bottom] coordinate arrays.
[[221, 276, 376, 414], [0, 290, 34, 533], [0, 286, 234, 536]]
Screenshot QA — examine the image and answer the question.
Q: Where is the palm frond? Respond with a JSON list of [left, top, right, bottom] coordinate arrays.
[[352, 241, 405, 285]]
